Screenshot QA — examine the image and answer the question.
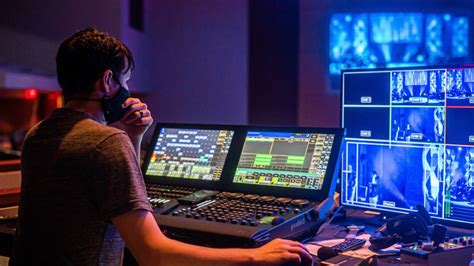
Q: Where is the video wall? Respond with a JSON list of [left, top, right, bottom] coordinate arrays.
[[329, 12, 470, 90], [341, 67, 474, 225]]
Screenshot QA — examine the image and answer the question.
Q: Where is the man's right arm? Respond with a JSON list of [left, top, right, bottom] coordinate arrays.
[[112, 210, 313, 266]]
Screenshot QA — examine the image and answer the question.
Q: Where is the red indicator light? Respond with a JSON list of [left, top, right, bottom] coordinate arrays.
[[24, 88, 38, 100]]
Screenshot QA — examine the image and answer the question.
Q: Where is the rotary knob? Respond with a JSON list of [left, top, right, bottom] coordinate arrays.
[[226, 192, 244, 199], [244, 194, 260, 201], [291, 199, 309, 207], [259, 196, 276, 202], [275, 197, 292, 205]]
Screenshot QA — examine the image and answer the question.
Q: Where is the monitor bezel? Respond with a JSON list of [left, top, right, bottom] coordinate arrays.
[[340, 65, 474, 229]]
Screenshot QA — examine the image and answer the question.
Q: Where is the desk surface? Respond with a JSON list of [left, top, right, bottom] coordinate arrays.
[[0, 207, 471, 263], [306, 207, 474, 265]]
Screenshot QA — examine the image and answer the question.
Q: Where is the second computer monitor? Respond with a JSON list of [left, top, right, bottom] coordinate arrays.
[[233, 131, 335, 190]]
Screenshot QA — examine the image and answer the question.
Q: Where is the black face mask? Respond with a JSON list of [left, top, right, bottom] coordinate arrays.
[[102, 81, 130, 124], [65, 76, 130, 124]]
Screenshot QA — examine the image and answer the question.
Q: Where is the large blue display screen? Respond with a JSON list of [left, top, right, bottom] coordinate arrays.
[[341, 67, 474, 225], [330, 13, 470, 82]]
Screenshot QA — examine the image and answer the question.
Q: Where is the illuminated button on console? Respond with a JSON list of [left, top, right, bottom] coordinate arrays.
[[271, 216, 286, 225]]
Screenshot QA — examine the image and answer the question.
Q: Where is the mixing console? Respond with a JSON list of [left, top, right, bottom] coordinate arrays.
[[142, 123, 345, 248], [150, 188, 333, 247], [168, 192, 311, 225]]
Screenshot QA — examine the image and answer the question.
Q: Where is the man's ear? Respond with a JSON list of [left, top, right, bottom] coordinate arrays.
[[99, 70, 114, 97]]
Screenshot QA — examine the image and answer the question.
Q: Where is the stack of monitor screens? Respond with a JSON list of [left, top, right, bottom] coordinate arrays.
[[341, 66, 474, 226], [142, 125, 345, 202]]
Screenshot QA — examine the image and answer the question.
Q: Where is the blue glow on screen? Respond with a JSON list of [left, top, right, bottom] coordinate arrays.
[[330, 13, 470, 77], [370, 13, 422, 44]]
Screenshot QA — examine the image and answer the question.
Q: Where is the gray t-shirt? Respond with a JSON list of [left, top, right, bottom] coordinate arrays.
[[11, 108, 152, 265]]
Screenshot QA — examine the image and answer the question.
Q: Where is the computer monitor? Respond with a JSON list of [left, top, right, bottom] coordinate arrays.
[[144, 127, 234, 182], [329, 12, 470, 91], [233, 131, 334, 190], [232, 128, 345, 202], [341, 66, 474, 226]]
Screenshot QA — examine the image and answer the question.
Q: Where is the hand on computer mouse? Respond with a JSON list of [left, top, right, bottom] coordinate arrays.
[[252, 238, 313, 265]]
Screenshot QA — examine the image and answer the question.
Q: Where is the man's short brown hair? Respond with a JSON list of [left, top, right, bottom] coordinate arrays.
[[56, 27, 135, 99]]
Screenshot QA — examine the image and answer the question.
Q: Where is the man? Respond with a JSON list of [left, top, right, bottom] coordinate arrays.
[[422, 146, 440, 212], [367, 171, 380, 206], [11, 28, 312, 265]]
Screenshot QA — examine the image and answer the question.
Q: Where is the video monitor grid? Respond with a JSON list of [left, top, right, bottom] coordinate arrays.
[[341, 67, 474, 224]]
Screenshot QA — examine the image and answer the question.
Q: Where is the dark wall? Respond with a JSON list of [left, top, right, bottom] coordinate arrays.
[[299, 0, 337, 127], [248, 0, 299, 126], [0, 0, 120, 41], [0, 0, 121, 77], [148, 0, 249, 125]]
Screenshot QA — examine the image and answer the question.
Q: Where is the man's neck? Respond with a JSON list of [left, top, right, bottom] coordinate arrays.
[[65, 100, 106, 124]]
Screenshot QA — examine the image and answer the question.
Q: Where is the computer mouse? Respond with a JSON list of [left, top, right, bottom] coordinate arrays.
[[281, 256, 314, 266]]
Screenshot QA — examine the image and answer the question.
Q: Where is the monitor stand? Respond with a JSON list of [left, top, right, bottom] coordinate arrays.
[[336, 207, 401, 228], [336, 207, 473, 238], [363, 210, 404, 227]]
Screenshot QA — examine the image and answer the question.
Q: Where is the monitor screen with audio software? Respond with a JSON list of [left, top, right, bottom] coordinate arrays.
[[233, 131, 335, 190], [145, 128, 234, 181], [341, 66, 474, 225]]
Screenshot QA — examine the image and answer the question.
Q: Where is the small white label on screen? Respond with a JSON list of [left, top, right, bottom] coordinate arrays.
[[409, 97, 428, 103], [383, 201, 396, 207], [411, 133, 423, 140], [360, 130, 372, 137], [361, 97, 372, 104], [469, 136, 474, 143]]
